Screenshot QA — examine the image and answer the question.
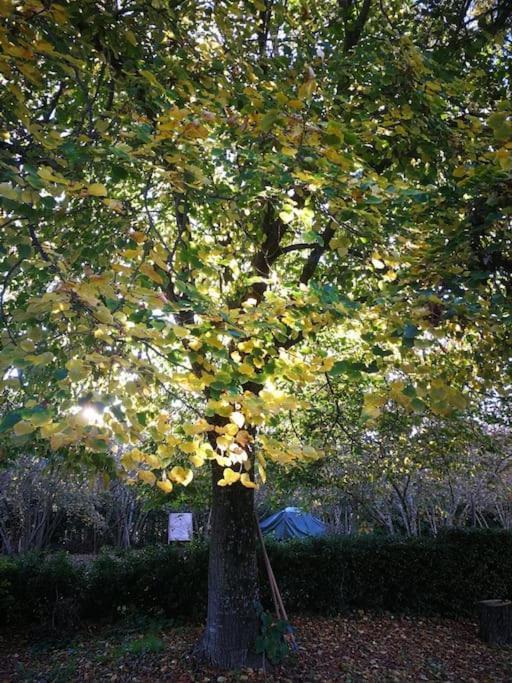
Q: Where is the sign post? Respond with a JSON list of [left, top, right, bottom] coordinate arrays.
[[168, 512, 193, 542]]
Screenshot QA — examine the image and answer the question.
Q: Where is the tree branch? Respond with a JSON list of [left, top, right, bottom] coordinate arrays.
[[342, 0, 373, 53], [299, 224, 335, 285]]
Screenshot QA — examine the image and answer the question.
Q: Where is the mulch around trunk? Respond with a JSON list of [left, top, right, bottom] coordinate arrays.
[[1, 614, 511, 682]]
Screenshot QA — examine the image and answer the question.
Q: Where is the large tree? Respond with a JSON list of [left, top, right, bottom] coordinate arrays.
[[1, 0, 511, 668]]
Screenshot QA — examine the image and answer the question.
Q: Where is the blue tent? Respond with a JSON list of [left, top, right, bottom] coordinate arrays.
[[259, 506, 327, 540]]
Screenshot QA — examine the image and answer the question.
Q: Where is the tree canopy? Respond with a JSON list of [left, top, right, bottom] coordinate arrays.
[[2, 0, 510, 481]]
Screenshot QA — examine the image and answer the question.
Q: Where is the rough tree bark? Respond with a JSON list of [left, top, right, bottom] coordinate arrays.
[[195, 461, 262, 669], [478, 600, 512, 645]]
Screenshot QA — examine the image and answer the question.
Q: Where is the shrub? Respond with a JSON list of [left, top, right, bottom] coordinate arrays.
[[264, 530, 512, 617], [84, 542, 208, 621], [0, 556, 16, 619], [1, 529, 511, 631], [0, 552, 83, 629]]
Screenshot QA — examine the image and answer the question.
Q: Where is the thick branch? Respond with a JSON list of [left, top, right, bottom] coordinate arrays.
[[341, 0, 373, 53], [299, 224, 335, 285], [245, 201, 288, 304]]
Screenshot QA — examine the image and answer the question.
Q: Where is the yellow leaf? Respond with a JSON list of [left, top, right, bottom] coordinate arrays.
[[206, 399, 232, 417], [171, 324, 188, 339], [281, 146, 297, 157], [140, 263, 164, 285], [303, 445, 322, 461], [223, 467, 240, 484], [183, 419, 210, 435], [29, 351, 54, 367], [40, 421, 60, 438], [298, 79, 316, 100], [362, 392, 386, 419], [130, 230, 146, 243], [322, 356, 335, 371], [241, 473, 257, 488], [216, 434, 232, 451], [50, 3, 68, 24], [128, 448, 144, 463], [170, 466, 193, 486], [125, 380, 138, 395], [87, 183, 108, 197], [95, 119, 109, 133], [189, 453, 205, 467], [324, 148, 346, 166], [138, 470, 156, 485], [146, 454, 161, 468], [257, 461, 267, 483], [236, 429, 252, 447], [239, 362, 255, 377], [179, 440, 196, 454], [37, 166, 69, 185], [140, 69, 160, 88], [157, 479, 173, 493], [278, 210, 294, 224], [496, 147, 512, 170], [0, 182, 19, 200], [50, 432, 68, 450], [30, 411, 52, 427], [125, 29, 137, 46], [121, 451, 135, 469], [155, 412, 170, 436], [94, 306, 114, 325], [453, 166, 467, 178], [20, 339, 36, 352], [14, 420, 35, 436], [182, 423, 197, 436], [229, 411, 245, 429], [65, 358, 88, 381], [329, 235, 350, 256], [224, 423, 238, 437], [238, 339, 254, 353]]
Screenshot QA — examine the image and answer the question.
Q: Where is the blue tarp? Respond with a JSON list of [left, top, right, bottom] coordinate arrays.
[[259, 506, 327, 540]]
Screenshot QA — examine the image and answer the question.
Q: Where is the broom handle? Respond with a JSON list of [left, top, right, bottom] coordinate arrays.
[[255, 512, 289, 622], [255, 512, 281, 617]]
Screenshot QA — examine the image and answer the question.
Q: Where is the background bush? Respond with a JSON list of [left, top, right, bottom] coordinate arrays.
[[1, 529, 511, 631]]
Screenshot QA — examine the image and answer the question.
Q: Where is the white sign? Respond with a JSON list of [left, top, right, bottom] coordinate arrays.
[[168, 512, 193, 542]]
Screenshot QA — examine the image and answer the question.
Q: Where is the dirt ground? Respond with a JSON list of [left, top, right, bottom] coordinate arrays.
[[1, 613, 511, 682]]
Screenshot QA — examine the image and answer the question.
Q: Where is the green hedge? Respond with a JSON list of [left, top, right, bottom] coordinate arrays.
[[1, 530, 511, 630], [266, 529, 512, 616]]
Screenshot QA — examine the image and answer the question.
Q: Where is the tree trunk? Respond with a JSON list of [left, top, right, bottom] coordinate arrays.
[[478, 600, 512, 645], [195, 461, 262, 669]]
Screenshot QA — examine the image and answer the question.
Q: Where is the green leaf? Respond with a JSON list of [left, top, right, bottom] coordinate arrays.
[[54, 368, 68, 380], [260, 112, 279, 132], [0, 411, 22, 434], [403, 323, 419, 339]]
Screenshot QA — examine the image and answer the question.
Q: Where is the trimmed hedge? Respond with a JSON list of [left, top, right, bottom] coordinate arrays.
[[1, 529, 511, 630], [266, 529, 512, 616]]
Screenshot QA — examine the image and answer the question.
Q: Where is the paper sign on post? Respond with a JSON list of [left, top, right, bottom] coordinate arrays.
[[168, 512, 193, 542]]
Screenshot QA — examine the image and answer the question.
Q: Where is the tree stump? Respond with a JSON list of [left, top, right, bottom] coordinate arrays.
[[478, 600, 512, 645]]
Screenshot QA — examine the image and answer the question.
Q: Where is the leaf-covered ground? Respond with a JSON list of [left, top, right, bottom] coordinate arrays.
[[1, 614, 511, 682]]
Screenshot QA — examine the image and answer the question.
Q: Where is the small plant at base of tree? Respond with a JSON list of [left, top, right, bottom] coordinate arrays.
[[255, 609, 295, 665], [123, 633, 165, 656]]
